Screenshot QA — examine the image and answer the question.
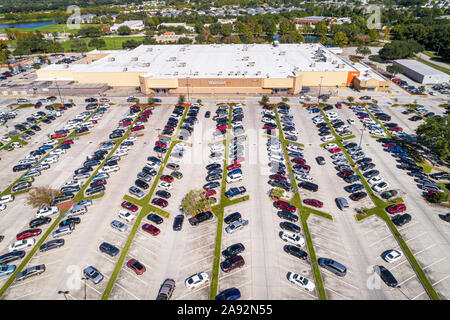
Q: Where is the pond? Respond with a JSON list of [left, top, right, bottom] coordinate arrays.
[[0, 21, 56, 29]]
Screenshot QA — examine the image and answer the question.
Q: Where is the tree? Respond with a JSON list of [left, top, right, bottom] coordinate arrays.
[[180, 189, 215, 216], [260, 95, 269, 105], [147, 97, 155, 104], [221, 23, 233, 37], [88, 38, 106, 49], [416, 114, 450, 161], [347, 96, 355, 103], [282, 97, 289, 103], [117, 26, 132, 35], [196, 99, 202, 104], [122, 39, 140, 49], [194, 22, 204, 34], [177, 37, 192, 44], [142, 37, 156, 45], [178, 95, 185, 104], [379, 40, 423, 60], [356, 46, 371, 57], [314, 21, 328, 37], [333, 31, 348, 47], [78, 26, 102, 38], [26, 186, 61, 209], [386, 64, 404, 75], [70, 39, 88, 52]]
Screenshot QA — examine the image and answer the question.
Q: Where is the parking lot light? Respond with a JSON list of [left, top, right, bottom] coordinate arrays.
[[81, 277, 87, 300], [58, 290, 69, 300]]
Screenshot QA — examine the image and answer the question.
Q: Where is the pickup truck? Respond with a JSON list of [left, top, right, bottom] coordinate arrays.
[[224, 186, 246, 198], [188, 211, 213, 226]]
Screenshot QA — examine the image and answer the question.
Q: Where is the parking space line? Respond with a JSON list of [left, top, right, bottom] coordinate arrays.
[[130, 241, 157, 257], [389, 260, 408, 271], [67, 293, 78, 300], [286, 281, 318, 300], [184, 242, 215, 255], [394, 274, 416, 287], [411, 291, 426, 300], [404, 232, 427, 243], [432, 274, 449, 287], [183, 254, 215, 268], [307, 222, 337, 234], [313, 243, 347, 259], [397, 221, 419, 232], [10, 274, 53, 289], [175, 284, 211, 300], [11, 290, 40, 300], [189, 231, 217, 242], [85, 282, 102, 296], [423, 257, 447, 270], [369, 233, 394, 247], [325, 286, 351, 300], [114, 281, 140, 300], [309, 231, 339, 243], [94, 250, 117, 264], [120, 267, 150, 285]]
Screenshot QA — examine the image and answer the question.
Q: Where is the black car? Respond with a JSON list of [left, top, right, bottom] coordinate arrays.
[[13, 164, 32, 172], [298, 181, 318, 192], [349, 191, 367, 201], [99, 242, 120, 257], [268, 179, 293, 192], [280, 221, 301, 233], [224, 212, 241, 225], [277, 210, 299, 222], [147, 213, 164, 224], [105, 160, 118, 167], [173, 214, 184, 231], [30, 150, 46, 156], [0, 251, 26, 264], [222, 243, 245, 259], [316, 156, 325, 165], [206, 173, 222, 182], [284, 245, 308, 260], [155, 190, 171, 199], [203, 181, 220, 190], [359, 162, 376, 171], [374, 265, 398, 288], [74, 167, 93, 174], [344, 142, 358, 149], [154, 146, 167, 153], [75, 126, 89, 134], [392, 214, 412, 227], [206, 163, 221, 171], [205, 111, 211, 118], [59, 217, 81, 228], [84, 160, 101, 167], [51, 193, 74, 205], [109, 132, 122, 139], [344, 175, 361, 183], [135, 179, 149, 190], [29, 217, 51, 228], [31, 125, 41, 131], [363, 170, 379, 179], [356, 157, 372, 165]]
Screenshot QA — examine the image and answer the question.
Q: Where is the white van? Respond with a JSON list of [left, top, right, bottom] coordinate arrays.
[[226, 172, 242, 183], [66, 205, 87, 217], [0, 194, 14, 204]]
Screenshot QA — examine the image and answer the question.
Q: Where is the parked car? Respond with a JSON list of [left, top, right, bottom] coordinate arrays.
[[83, 266, 104, 284]]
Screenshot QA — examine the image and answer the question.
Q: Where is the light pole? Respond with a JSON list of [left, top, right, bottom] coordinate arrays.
[[359, 125, 366, 148], [58, 290, 69, 300], [81, 277, 87, 300], [317, 76, 324, 104]]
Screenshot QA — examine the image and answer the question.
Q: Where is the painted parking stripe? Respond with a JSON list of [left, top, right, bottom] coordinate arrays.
[[325, 286, 351, 300], [309, 230, 340, 243], [114, 281, 140, 300], [85, 281, 102, 295], [411, 291, 426, 300], [94, 250, 117, 264], [397, 221, 419, 232], [286, 281, 318, 300], [313, 243, 347, 259], [175, 284, 211, 300], [218, 265, 250, 282], [422, 257, 447, 270], [129, 241, 158, 257], [432, 274, 450, 287], [10, 274, 53, 289], [307, 222, 337, 234], [393, 274, 417, 288], [67, 293, 78, 300], [184, 242, 216, 255], [183, 254, 215, 268], [369, 233, 393, 247], [11, 290, 40, 300], [120, 266, 149, 286], [404, 232, 427, 243]]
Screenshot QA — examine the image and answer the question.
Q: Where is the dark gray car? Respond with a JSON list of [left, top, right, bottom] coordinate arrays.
[[16, 264, 45, 281], [156, 278, 176, 300], [0, 250, 26, 265], [39, 239, 65, 252]]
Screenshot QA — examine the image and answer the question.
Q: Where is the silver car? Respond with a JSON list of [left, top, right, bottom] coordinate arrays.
[[83, 266, 104, 284], [111, 220, 128, 232], [225, 219, 248, 234], [16, 264, 46, 281]]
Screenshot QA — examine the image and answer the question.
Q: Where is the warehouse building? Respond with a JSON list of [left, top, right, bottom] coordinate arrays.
[[393, 59, 450, 84], [36, 43, 389, 95]]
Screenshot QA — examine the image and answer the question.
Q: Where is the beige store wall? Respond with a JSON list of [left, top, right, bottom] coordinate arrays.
[[298, 71, 348, 87], [74, 72, 145, 87]]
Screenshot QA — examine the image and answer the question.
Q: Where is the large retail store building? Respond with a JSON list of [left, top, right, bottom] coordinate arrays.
[[37, 43, 390, 94]]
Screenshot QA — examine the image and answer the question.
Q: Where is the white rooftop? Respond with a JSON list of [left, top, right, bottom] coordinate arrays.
[[41, 43, 359, 79], [395, 59, 449, 76]]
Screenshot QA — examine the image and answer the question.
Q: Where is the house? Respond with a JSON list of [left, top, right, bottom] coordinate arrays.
[[110, 20, 145, 33]]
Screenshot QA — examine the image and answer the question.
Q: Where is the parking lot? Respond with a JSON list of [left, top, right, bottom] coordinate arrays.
[[0, 95, 447, 300]]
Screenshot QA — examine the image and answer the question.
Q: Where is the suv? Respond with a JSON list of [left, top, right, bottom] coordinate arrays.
[[222, 243, 245, 259], [224, 212, 241, 224], [277, 210, 299, 222], [188, 211, 213, 226], [298, 181, 318, 192], [156, 279, 176, 300], [99, 242, 120, 257], [220, 255, 245, 272], [83, 266, 104, 284]]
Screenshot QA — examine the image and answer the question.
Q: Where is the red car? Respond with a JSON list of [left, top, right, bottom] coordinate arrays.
[[51, 132, 67, 139], [142, 223, 160, 236], [269, 174, 287, 181], [90, 179, 106, 187], [151, 198, 168, 208], [137, 116, 148, 122], [263, 124, 276, 130], [329, 147, 342, 154], [338, 169, 354, 178], [16, 229, 42, 240], [160, 175, 174, 183], [119, 121, 132, 127], [383, 143, 396, 148], [274, 200, 296, 213], [227, 162, 241, 171], [335, 103, 342, 109], [388, 126, 403, 132], [164, 125, 175, 131], [217, 125, 228, 131], [127, 258, 146, 275], [91, 120, 98, 124], [303, 199, 323, 208], [121, 201, 138, 212], [131, 125, 145, 132], [291, 158, 306, 165], [61, 139, 73, 145], [386, 203, 407, 214], [359, 114, 369, 119], [203, 189, 217, 198], [142, 110, 152, 116], [232, 156, 245, 163], [155, 141, 167, 148]]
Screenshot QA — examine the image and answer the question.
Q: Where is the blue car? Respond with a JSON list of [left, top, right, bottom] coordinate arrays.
[[76, 199, 92, 207], [312, 108, 320, 113], [39, 145, 53, 151], [227, 168, 242, 176], [63, 104, 73, 108], [225, 186, 246, 198], [215, 287, 241, 300], [154, 98, 162, 103], [0, 265, 16, 278]]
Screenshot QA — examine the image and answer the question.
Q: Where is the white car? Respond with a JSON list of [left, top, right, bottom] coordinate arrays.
[[113, 149, 128, 157], [49, 149, 65, 156], [11, 142, 22, 148], [99, 165, 120, 173], [9, 238, 35, 252], [295, 174, 313, 182], [280, 230, 305, 247], [64, 180, 80, 188], [1, 136, 11, 142], [0, 203, 6, 211], [158, 181, 173, 190], [383, 249, 403, 263], [0, 194, 14, 204], [225, 219, 248, 234], [124, 137, 137, 143], [43, 157, 58, 165], [333, 158, 348, 165], [119, 145, 131, 152], [368, 176, 383, 185], [43, 139, 57, 146], [287, 272, 315, 291], [372, 181, 389, 192], [110, 220, 128, 232], [36, 206, 59, 217], [118, 210, 135, 222], [185, 272, 209, 290], [286, 145, 303, 152], [324, 143, 338, 150], [331, 153, 346, 160]]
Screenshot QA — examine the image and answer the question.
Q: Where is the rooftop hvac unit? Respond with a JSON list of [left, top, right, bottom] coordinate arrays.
[[217, 71, 223, 76], [247, 62, 255, 67], [338, 64, 344, 69], [332, 60, 337, 64], [272, 41, 279, 47], [243, 71, 248, 75], [178, 62, 186, 67], [146, 48, 153, 52], [235, 71, 241, 75], [131, 57, 138, 61], [242, 56, 249, 61], [123, 67, 128, 72], [173, 72, 178, 76], [169, 57, 176, 61], [144, 63, 150, 67], [194, 71, 199, 76], [228, 72, 234, 76], [256, 71, 262, 75], [310, 63, 316, 67], [279, 51, 286, 55], [108, 57, 115, 62], [64, 64, 70, 69]]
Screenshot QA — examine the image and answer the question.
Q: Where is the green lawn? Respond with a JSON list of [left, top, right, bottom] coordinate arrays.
[[0, 24, 105, 35], [60, 36, 146, 51]]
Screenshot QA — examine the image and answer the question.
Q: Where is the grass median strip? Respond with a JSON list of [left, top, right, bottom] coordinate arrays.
[[101, 104, 189, 300]]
